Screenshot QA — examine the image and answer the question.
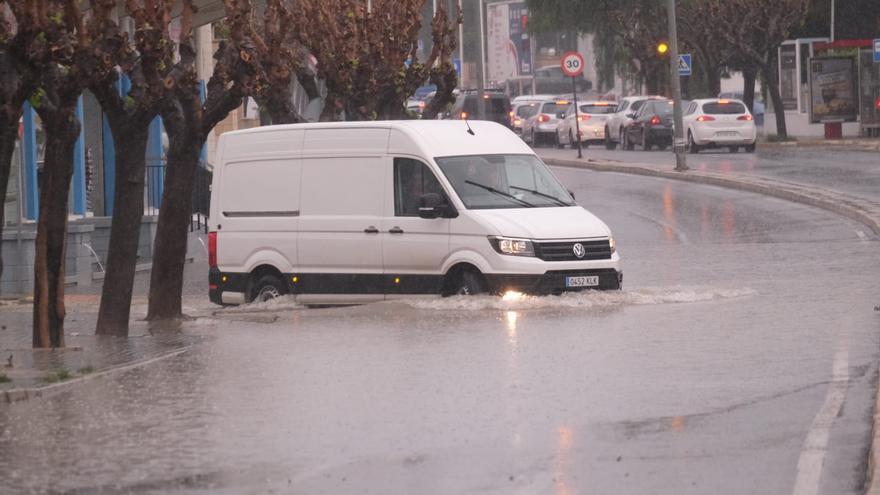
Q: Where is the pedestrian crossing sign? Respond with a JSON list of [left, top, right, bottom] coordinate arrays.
[[679, 54, 692, 76]]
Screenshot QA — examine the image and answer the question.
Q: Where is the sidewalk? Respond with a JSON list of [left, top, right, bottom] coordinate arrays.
[[758, 136, 880, 152], [538, 148, 880, 236], [1, 256, 212, 404]]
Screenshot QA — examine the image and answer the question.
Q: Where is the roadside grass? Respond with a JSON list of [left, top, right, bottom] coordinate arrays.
[[43, 368, 73, 384], [0, 374, 10, 384], [77, 365, 95, 375]]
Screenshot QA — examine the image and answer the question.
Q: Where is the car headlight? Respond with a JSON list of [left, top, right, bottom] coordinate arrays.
[[489, 236, 535, 257], [609, 236, 616, 253]]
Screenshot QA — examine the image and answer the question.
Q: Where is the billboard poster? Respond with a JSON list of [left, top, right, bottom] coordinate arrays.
[[809, 57, 857, 123], [486, 2, 532, 86]]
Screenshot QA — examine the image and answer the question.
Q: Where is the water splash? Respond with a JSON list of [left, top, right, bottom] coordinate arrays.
[[399, 287, 757, 311], [214, 295, 303, 314], [81, 242, 105, 273]]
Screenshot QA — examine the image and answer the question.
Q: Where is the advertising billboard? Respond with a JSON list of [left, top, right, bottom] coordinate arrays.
[[809, 57, 857, 123], [486, 1, 532, 86]]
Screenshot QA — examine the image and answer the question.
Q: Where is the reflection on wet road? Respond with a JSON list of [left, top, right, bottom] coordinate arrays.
[[1, 168, 878, 495]]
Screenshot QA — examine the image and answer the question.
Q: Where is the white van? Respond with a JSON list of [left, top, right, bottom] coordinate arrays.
[[208, 120, 621, 305]]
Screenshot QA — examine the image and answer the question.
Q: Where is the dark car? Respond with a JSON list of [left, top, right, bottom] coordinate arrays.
[[622, 99, 675, 151], [449, 91, 512, 128]]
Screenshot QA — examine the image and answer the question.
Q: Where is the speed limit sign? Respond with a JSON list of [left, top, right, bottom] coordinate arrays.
[[560, 51, 585, 77]]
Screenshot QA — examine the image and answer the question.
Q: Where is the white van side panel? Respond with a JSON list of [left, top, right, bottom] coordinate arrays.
[[213, 126, 303, 275], [302, 127, 390, 155], [215, 157, 301, 274], [220, 160, 300, 217], [297, 155, 386, 274]]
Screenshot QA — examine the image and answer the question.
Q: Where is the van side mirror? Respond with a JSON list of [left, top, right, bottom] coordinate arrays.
[[418, 193, 458, 219], [626, 113, 636, 119], [568, 190, 576, 200]]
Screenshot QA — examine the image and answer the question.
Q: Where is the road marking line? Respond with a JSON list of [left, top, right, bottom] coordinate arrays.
[[791, 348, 849, 495]]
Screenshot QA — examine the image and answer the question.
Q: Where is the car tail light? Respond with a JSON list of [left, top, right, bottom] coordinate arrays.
[[737, 115, 753, 121], [509, 111, 515, 118], [537, 114, 550, 123], [514, 118, 522, 126], [578, 115, 591, 122], [208, 231, 217, 268], [649, 115, 661, 126], [696, 115, 715, 122], [460, 111, 468, 119]]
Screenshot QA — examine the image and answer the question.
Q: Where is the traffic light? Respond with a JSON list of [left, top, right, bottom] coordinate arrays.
[[657, 41, 669, 56]]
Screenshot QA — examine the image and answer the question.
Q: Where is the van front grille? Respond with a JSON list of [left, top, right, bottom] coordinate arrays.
[[534, 239, 612, 261]]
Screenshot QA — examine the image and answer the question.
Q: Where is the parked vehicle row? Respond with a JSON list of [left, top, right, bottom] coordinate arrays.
[[519, 94, 757, 154], [437, 91, 758, 155]]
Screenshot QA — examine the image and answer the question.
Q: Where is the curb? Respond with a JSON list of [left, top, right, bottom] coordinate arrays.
[[1, 346, 190, 405], [543, 157, 880, 236], [545, 154, 880, 494], [757, 140, 880, 152]]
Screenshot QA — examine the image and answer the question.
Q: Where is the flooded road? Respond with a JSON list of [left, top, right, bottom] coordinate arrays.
[[1, 169, 878, 494]]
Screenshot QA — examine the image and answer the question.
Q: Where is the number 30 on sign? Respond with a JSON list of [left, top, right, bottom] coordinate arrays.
[[560, 51, 585, 77]]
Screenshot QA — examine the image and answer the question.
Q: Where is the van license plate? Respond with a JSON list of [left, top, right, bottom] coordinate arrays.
[[566, 276, 599, 288]]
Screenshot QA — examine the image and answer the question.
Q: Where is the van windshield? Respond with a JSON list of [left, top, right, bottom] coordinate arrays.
[[435, 154, 576, 209]]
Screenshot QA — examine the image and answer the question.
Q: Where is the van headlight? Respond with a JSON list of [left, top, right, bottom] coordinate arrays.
[[609, 236, 616, 253], [489, 236, 535, 257]]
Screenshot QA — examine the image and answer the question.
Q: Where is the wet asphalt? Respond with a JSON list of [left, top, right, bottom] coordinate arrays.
[[1, 162, 878, 495]]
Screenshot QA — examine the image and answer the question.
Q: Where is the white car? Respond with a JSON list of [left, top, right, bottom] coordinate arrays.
[[683, 98, 757, 153], [556, 101, 618, 148], [603, 95, 665, 150], [208, 120, 622, 305], [521, 97, 570, 147], [509, 95, 554, 135]]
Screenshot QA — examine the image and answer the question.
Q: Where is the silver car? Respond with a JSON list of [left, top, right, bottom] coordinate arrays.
[[521, 97, 571, 147]]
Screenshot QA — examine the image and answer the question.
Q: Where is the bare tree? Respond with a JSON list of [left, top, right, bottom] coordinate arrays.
[[0, 1, 39, 285], [89, 0, 179, 335], [147, 0, 262, 320], [419, 3, 461, 120], [292, 0, 459, 121], [27, 0, 97, 347], [708, 0, 809, 137], [248, 0, 307, 124]]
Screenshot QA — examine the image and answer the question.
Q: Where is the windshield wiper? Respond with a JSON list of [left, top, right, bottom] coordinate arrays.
[[509, 185, 571, 206], [464, 180, 536, 208]]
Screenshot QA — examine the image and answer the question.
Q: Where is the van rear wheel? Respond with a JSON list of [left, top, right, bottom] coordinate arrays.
[[249, 274, 286, 303]]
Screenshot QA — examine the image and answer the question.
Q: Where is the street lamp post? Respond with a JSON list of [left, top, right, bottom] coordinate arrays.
[[666, 0, 688, 171]]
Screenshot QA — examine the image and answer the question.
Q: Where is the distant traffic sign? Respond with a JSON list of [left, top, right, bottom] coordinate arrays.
[[678, 54, 692, 76], [560, 52, 585, 77], [874, 39, 880, 63]]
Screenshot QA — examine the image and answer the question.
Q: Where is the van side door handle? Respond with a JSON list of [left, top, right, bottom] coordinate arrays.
[[388, 227, 404, 234], [364, 226, 379, 234]]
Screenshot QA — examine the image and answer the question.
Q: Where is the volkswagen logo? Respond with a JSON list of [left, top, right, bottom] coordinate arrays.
[[572, 243, 586, 258]]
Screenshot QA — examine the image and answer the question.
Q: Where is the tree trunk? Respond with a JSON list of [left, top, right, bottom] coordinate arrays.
[[147, 127, 202, 320], [705, 67, 721, 98], [32, 112, 79, 348], [742, 67, 757, 113], [0, 116, 20, 284], [96, 127, 150, 335], [762, 62, 788, 138]]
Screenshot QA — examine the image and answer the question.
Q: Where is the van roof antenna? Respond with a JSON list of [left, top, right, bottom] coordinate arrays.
[[464, 117, 475, 136]]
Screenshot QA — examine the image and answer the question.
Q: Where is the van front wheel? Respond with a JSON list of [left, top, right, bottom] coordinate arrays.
[[249, 274, 286, 303], [447, 270, 486, 296]]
